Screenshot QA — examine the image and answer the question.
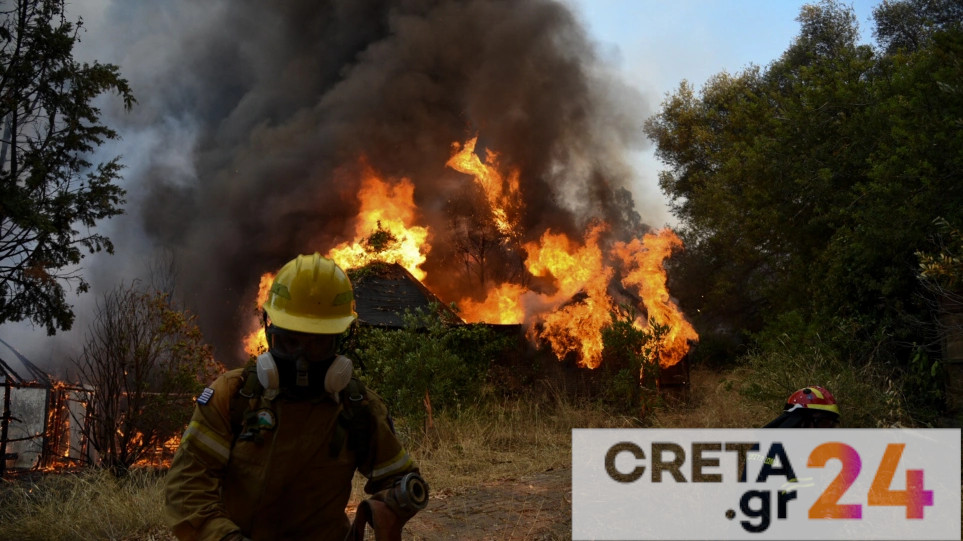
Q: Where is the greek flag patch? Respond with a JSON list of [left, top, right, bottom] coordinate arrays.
[[197, 387, 214, 405]]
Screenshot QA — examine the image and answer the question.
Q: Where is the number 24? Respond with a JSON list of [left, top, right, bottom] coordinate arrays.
[[808, 443, 934, 519]]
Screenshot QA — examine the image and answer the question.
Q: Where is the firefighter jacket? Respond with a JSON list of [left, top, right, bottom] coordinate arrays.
[[164, 367, 419, 541]]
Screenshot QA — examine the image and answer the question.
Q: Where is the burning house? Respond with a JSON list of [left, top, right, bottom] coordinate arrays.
[[0, 339, 91, 475], [237, 151, 697, 387], [71, 0, 702, 391]]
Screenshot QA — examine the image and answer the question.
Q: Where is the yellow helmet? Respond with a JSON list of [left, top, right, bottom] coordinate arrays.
[[263, 253, 357, 334]]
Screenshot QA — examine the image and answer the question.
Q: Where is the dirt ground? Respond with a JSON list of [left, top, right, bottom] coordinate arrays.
[[399, 466, 571, 540]]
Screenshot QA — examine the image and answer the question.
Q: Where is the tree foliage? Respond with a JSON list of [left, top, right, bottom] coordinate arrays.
[[873, 0, 963, 54], [917, 217, 963, 291], [645, 0, 963, 414], [72, 282, 219, 474], [0, 0, 134, 334]]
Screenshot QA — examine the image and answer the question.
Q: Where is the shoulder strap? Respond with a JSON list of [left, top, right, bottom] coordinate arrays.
[[229, 362, 262, 439], [330, 378, 374, 464]]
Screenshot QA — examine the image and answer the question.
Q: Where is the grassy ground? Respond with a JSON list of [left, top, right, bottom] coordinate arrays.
[[0, 365, 956, 540], [0, 468, 171, 540], [0, 367, 746, 540]]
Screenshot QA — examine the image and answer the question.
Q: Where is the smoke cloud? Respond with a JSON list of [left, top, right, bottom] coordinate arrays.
[[15, 0, 653, 365]]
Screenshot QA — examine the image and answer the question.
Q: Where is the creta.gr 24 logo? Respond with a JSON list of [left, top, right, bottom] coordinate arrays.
[[572, 429, 960, 540]]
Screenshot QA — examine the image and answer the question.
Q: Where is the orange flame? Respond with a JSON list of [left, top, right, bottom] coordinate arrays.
[[132, 433, 181, 468], [460, 225, 698, 370], [613, 229, 699, 368], [242, 165, 431, 356], [242, 272, 275, 357], [458, 282, 527, 324], [328, 166, 430, 280], [523, 224, 613, 368], [442, 134, 698, 369], [446, 136, 521, 238]]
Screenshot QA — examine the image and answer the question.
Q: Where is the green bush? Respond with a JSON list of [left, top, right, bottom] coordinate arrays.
[[748, 310, 945, 426], [347, 305, 511, 420], [737, 337, 920, 427]]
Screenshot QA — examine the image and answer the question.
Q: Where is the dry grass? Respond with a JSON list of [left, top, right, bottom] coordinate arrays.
[[0, 381, 641, 541], [397, 389, 638, 493], [644, 367, 774, 428], [3, 365, 934, 540], [0, 468, 170, 541]]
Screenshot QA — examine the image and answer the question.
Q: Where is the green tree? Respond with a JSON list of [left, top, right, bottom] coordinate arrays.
[[73, 282, 219, 474], [0, 0, 134, 334], [645, 0, 963, 424], [873, 0, 963, 54], [646, 0, 963, 386], [648, 1, 877, 334], [599, 309, 667, 416], [814, 8, 963, 359]]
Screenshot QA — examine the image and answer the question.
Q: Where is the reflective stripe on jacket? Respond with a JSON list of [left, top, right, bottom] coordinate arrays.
[[164, 368, 418, 541]]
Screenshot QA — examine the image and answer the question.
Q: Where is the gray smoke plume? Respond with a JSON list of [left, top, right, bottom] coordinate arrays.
[[31, 0, 652, 364]]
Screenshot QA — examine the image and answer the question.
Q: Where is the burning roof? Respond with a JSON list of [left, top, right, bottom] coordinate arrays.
[[0, 338, 51, 388]]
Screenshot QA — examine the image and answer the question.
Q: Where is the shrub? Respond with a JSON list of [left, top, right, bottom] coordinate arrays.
[[347, 304, 511, 420], [737, 337, 916, 427]]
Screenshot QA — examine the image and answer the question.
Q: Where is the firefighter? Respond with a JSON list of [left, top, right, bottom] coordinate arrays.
[[762, 385, 841, 428], [165, 253, 427, 541]]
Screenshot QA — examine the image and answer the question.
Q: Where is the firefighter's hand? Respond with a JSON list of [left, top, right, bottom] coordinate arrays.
[[220, 532, 252, 541], [364, 499, 404, 541]]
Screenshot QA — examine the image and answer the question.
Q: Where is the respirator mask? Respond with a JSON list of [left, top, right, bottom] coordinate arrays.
[[254, 325, 353, 399]]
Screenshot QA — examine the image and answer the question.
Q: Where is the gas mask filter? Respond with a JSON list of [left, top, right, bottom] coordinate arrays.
[[324, 355, 354, 396], [256, 352, 353, 397]]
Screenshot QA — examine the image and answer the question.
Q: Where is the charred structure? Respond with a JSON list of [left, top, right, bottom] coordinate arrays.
[[0, 340, 91, 476]]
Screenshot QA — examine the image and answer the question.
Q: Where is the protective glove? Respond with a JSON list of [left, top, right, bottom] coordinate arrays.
[[349, 473, 428, 541], [349, 499, 404, 541]]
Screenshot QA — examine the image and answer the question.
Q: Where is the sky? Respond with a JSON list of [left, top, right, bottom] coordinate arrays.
[[0, 0, 884, 371], [562, 0, 880, 226]]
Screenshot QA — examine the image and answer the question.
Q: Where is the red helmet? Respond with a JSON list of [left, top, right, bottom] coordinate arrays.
[[785, 386, 840, 416]]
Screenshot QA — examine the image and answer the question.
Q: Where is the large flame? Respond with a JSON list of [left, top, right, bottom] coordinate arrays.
[[614, 229, 700, 368], [446, 136, 521, 238], [456, 224, 622, 369], [238, 137, 697, 377], [328, 166, 430, 280], [242, 166, 431, 357], [457, 282, 527, 324], [523, 224, 613, 368], [242, 272, 275, 357]]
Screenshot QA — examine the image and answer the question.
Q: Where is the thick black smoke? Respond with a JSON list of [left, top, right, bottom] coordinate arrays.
[[95, 0, 649, 361]]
